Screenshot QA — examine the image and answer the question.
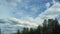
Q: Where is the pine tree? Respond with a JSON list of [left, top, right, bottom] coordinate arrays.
[[16, 30, 21, 34], [29, 28, 34, 34], [53, 18, 59, 34], [36, 25, 42, 34], [22, 28, 29, 34], [43, 19, 48, 34], [48, 19, 54, 34], [43, 19, 47, 27]]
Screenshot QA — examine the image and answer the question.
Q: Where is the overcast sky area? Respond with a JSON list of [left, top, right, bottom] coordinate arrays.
[[0, 0, 60, 28]]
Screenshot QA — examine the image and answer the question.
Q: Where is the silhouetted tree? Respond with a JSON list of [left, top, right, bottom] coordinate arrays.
[[16, 30, 21, 34], [36, 25, 42, 34], [47, 19, 55, 34], [53, 18, 59, 34], [22, 28, 29, 34], [29, 28, 34, 34], [43, 19, 48, 34]]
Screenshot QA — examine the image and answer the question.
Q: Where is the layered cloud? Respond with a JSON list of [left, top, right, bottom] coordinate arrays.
[[0, 18, 38, 34]]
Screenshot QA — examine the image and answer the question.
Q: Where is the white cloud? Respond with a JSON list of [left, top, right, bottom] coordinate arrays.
[[39, 2, 60, 19], [0, 17, 38, 33], [9, 1, 60, 28], [46, 2, 50, 8], [28, 2, 60, 26], [53, 0, 57, 4], [7, 17, 38, 27], [0, 0, 60, 27]]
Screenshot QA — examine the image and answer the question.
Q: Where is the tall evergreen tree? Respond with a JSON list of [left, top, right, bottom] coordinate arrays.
[[36, 25, 42, 34], [22, 28, 29, 34], [47, 19, 54, 34], [43, 19, 48, 34], [16, 30, 21, 34], [53, 18, 59, 34], [29, 28, 35, 34]]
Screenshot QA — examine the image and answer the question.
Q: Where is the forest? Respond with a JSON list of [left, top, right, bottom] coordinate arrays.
[[0, 18, 60, 34]]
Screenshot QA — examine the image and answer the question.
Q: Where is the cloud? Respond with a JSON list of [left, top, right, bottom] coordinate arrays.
[[0, 0, 60, 27], [38, 2, 60, 19], [46, 2, 50, 8], [0, 0, 60, 29], [0, 18, 38, 28], [0, 0, 54, 19], [0, 18, 38, 34], [9, 0, 60, 29], [53, 0, 57, 4], [28, 1, 60, 26], [13, 0, 52, 18]]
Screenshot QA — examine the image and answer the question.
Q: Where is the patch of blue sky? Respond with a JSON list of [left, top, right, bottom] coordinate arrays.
[[12, 0, 55, 19]]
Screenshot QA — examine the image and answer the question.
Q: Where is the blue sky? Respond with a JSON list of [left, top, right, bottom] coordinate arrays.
[[0, 0, 53, 19], [0, 0, 60, 26]]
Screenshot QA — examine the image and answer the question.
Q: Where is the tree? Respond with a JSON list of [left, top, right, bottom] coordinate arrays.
[[16, 30, 21, 34], [48, 19, 54, 27], [43, 19, 47, 27], [47, 18, 59, 34], [13, 18, 60, 34], [43, 19, 48, 34], [22, 28, 29, 34], [29, 28, 35, 34], [53, 18, 60, 34], [47, 19, 55, 34], [36, 25, 42, 34]]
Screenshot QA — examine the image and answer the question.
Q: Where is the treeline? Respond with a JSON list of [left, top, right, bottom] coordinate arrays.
[[0, 18, 60, 34], [16, 18, 60, 34], [15, 18, 60, 34]]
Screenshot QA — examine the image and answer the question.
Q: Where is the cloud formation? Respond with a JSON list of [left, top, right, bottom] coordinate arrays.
[[0, 18, 38, 34], [39, 2, 60, 19], [0, 0, 60, 28]]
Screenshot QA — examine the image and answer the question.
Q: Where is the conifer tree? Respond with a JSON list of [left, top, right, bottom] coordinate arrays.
[[22, 28, 29, 34], [36, 25, 42, 34], [43, 19, 48, 34], [16, 30, 21, 34]]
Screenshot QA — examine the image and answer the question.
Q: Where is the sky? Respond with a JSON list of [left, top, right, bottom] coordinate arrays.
[[0, 0, 60, 27], [0, 0, 60, 33]]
